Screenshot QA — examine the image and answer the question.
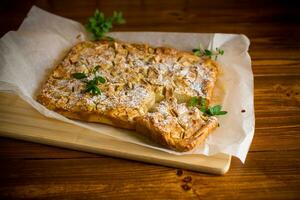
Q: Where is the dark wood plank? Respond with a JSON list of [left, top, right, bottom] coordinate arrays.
[[0, 142, 299, 199], [252, 59, 300, 76]]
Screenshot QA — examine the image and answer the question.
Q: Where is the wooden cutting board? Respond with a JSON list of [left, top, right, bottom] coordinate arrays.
[[0, 92, 231, 174]]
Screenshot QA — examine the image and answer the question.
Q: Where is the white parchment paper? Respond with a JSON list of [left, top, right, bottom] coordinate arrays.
[[0, 6, 254, 162]]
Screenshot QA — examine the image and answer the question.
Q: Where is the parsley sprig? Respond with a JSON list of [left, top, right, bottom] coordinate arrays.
[[193, 45, 224, 60], [71, 65, 106, 95], [86, 9, 126, 41], [188, 97, 227, 116], [85, 76, 105, 95], [72, 73, 87, 79]]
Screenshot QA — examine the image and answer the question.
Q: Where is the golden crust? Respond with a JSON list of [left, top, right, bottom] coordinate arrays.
[[56, 109, 135, 129], [37, 40, 219, 150]]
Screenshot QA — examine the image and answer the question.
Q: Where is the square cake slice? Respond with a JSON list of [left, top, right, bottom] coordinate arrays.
[[136, 98, 219, 152]]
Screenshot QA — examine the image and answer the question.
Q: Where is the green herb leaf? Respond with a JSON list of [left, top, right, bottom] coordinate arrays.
[[207, 105, 227, 116], [207, 105, 221, 115], [204, 49, 212, 57], [216, 48, 224, 55], [188, 97, 199, 107], [199, 98, 207, 113], [111, 11, 126, 24], [72, 66, 106, 96], [93, 65, 100, 74], [192, 48, 201, 56], [83, 75, 106, 96], [86, 9, 126, 41], [85, 83, 101, 95], [188, 96, 227, 116], [192, 49, 200, 53], [216, 111, 228, 115], [72, 73, 87, 79], [193, 45, 225, 60], [95, 76, 106, 84]]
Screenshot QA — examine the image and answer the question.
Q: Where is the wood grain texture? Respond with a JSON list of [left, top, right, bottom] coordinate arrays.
[[0, 93, 231, 175], [0, 0, 300, 199]]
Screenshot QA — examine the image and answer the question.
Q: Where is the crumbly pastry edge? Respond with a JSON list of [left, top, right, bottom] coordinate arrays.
[[135, 115, 219, 152]]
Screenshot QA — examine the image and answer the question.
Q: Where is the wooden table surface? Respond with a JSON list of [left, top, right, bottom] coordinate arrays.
[[0, 0, 300, 199]]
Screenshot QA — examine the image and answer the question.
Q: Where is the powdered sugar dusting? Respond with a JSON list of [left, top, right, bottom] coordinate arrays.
[[39, 41, 217, 127]]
